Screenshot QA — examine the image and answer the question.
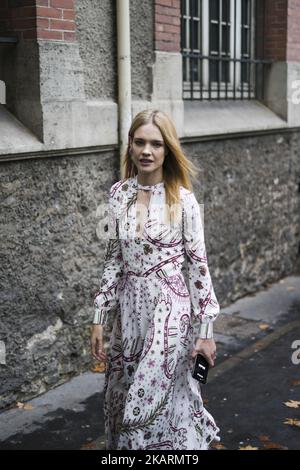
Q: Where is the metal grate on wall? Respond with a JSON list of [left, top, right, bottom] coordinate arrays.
[[181, 0, 271, 100]]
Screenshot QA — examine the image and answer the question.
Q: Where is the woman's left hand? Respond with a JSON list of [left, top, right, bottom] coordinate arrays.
[[191, 338, 217, 367]]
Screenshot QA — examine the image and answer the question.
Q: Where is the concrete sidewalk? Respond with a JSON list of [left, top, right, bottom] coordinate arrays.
[[0, 371, 105, 450], [0, 273, 300, 450]]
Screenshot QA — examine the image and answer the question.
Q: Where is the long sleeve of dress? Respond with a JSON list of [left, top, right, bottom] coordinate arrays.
[[182, 191, 220, 338], [92, 184, 124, 325]]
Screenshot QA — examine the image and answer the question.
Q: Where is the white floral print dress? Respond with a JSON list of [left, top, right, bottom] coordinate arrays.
[[93, 175, 221, 450]]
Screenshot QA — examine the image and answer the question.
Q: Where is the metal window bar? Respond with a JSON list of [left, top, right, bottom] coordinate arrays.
[[190, 0, 194, 99], [181, 0, 271, 100], [224, 0, 229, 100], [234, 0, 237, 99], [200, 0, 203, 99], [248, 0, 252, 99]]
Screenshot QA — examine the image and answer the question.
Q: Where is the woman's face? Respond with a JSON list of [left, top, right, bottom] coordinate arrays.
[[129, 123, 167, 176]]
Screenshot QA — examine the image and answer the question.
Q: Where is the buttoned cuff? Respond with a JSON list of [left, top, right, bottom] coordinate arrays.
[[198, 322, 214, 339]]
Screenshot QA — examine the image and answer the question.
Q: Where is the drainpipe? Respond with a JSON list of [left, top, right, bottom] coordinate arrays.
[[116, 0, 132, 179]]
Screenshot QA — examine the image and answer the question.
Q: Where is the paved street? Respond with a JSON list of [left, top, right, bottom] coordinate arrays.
[[205, 320, 300, 450], [0, 273, 299, 450]]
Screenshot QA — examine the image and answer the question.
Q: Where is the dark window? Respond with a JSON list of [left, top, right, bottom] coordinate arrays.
[[181, 0, 271, 100]]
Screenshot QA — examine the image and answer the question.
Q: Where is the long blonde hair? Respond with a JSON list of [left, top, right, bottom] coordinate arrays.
[[122, 109, 199, 223]]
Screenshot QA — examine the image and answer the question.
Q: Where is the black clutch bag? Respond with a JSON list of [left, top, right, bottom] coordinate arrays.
[[192, 354, 209, 384]]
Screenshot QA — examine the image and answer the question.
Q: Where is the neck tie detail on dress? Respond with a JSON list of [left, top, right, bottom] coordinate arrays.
[[135, 176, 165, 191]]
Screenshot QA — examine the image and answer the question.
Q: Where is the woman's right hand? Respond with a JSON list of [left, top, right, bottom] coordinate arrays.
[[91, 324, 108, 362]]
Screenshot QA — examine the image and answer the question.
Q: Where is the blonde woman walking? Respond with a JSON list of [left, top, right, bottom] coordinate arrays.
[[91, 109, 221, 450]]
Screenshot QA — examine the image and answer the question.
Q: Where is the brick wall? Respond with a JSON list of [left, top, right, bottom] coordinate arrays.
[[0, 0, 76, 42], [260, 0, 300, 63], [263, 0, 288, 61], [153, 0, 300, 64], [287, 0, 300, 61], [154, 0, 180, 52]]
